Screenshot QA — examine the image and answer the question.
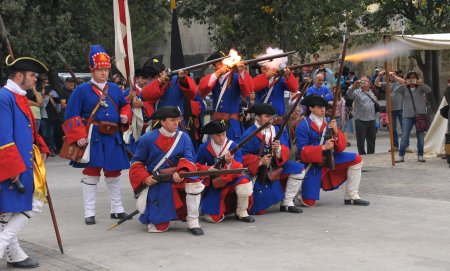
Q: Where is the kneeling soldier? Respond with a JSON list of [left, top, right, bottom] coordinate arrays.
[[196, 120, 254, 223], [129, 107, 205, 236]]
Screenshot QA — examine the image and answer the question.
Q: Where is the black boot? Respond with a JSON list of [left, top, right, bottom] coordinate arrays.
[[344, 199, 370, 206], [111, 212, 131, 220], [188, 227, 204, 236], [280, 205, 303, 213], [7, 257, 39, 269], [236, 215, 255, 223], [85, 216, 96, 225]]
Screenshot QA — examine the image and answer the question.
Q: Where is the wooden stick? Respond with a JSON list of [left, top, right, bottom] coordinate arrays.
[[383, 34, 396, 166]]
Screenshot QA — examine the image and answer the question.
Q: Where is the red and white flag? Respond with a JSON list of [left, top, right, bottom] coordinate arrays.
[[113, 0, 134, 82]]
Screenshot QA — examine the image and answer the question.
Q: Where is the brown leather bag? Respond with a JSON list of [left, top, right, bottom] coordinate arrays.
[[59, 137, 86, 162], [98, 121, 119, 135]]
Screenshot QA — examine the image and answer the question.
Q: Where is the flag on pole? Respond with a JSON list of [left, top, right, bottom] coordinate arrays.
[[113, 0, 134, 82], [170, 0, 185, 70]]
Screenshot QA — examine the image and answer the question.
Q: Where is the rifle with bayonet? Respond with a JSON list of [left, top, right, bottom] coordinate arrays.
[[56, 51, 78, 85], [286, 59, 339, 71], [323, 34, 349, 170], [168, 55, 230, 77], [255, 79, 311, 184]]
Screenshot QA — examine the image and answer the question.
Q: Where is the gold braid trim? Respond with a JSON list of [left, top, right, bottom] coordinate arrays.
[[0, 142, 15, 150]]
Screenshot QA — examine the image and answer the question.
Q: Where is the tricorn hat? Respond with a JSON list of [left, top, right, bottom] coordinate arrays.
[[300, 94, 328, 107], [201, 120, 229, 135], [150, 106, 181, 120], [206, 51, 226, 62], [247, 103, 277, 116], [5, 55, 48, 74], [142, 55, 165, 78]]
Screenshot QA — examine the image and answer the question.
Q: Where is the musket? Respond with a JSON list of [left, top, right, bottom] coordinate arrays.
[[0, 13, 13, 60], [168, 55, 230, 77], [323, 34, 349, 170], [238, 50, 297, 67], [213, 115, 277, 169], [255, 79, 312, 183], [107, 167, 248, 231], [134, 168, 248, 195], [286, 59, 339, 71], [56, 51, 78, 85]]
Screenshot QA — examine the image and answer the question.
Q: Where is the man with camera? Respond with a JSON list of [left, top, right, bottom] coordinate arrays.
[[375, 71, 405, 152], [346, 76, 378, 155]]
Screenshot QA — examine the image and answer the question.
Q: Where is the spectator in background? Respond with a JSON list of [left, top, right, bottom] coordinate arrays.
[[40, 85, 59, 157], [26, 85, 43, 130], [371, 68, 380, 85], [332, 86, 347, 130], [312, 65, 334, 88], [306, 73, 334, 102], [394, 71, 431, 163], [76, 77, 84, 85], [346, 76, 377, 155], [240, 91, 256, 129], [375, 71, 405, 151], [56, 77, 76, 154]]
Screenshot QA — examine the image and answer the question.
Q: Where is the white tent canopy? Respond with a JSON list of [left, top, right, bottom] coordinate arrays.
[[393, 33, 450, 50]]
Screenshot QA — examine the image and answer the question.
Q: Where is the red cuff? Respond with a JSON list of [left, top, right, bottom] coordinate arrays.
[[243, 154, 261, 176], [62, 117, 87, 145], [300, 145, 323, 164], [334, 130, 347, 153], [253, 74, 270, 92], [35, 135, 50, 155], [238, 70, 254, 97], [195, 163, 210, 172], [0, 144, 26, 181], [129, 162, 150, 192], [190, 101, 201, 117], [275, 145, 290, 166], [178, 76, 198, 99], [285, 72, 299, 92], [198, 74, 215, 97], [176, 158, 197, 173]]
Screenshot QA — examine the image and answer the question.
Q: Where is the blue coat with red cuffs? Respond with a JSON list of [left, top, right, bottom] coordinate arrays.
[[63, 82, 131, 171], [295, 116, 361, 201], [0, 87, 49, 212], [196, 139, 249, 216], [253, 73, 299, 115], [240, 124, 304, 214], [199, 71, 254, 141], [129, 130, 198, 225]]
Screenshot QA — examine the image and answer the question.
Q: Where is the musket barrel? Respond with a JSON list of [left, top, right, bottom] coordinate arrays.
[[242, 50, 297, 66], [287, 58, 339, 70], [168, 55, 229, 76]]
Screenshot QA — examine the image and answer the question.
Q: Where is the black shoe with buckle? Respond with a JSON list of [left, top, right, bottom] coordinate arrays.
[[344, 199, 370, 206], [85, 216, 96, 225], [7, 257, 39, 269], [111, 212, 131, 220], [280, 205, 303, 213], [236, 215, 255, 223], [188, 227, 204, 236]]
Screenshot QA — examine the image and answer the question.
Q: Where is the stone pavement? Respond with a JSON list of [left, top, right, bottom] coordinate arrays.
[[1, 133, 449, 271]]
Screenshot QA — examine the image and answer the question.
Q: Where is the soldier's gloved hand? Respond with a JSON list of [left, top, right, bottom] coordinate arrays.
[[132, 98, 144, 108], [120, 115, 128, 124], [77, 138, 88, 147], [322, 139, 335, 151]]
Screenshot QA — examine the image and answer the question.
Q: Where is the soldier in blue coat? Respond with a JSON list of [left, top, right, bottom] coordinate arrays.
[[130, 107, 205, 236], [0, 55, 50, 269], [241, 104, 305, 215], [196, 120, 254, 223], [63, 45, 132, 225]]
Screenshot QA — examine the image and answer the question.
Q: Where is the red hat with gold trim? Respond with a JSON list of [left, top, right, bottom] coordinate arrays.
[[89, 45, 111, 70]]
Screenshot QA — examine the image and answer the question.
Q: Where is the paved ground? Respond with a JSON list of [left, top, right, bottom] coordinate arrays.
[[1, 131, 449, 271]]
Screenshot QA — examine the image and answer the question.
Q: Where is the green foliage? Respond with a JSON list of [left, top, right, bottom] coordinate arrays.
[[177, 0, 367, 60], [0, 0, 169, 72]]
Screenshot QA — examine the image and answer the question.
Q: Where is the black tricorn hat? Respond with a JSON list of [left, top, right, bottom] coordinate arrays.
[[5, 55, 48, 74], [150, 106, 181, 120], [247, 103, 277, 116], [201, 120, 229, 135], [143, 55, 165, 78], [206, 51, 226, 62], [134, 68, 143, 77], [300, 94, 328, 107]]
